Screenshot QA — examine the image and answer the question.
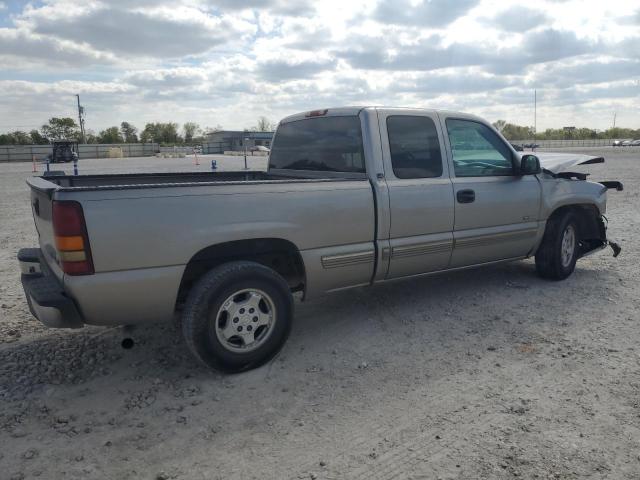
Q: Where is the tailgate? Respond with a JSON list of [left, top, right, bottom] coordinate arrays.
[[26, 177, 64, 282]]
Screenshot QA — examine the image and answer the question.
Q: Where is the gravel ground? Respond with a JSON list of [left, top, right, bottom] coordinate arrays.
[[1, 149, 639, 480]]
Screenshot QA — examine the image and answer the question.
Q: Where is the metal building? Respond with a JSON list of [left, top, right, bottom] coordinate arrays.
[[204, 131, 274, 154]]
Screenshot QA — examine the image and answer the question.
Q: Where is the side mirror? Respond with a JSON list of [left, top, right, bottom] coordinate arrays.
[[519, 154, 541, 175]]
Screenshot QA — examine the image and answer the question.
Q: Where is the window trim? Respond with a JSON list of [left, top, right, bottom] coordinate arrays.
[[445, 118, 517, 178], [386, 114, 445, 180]]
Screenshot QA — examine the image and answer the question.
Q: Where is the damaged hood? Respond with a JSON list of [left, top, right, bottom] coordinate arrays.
[[529, 152, 604, 174]]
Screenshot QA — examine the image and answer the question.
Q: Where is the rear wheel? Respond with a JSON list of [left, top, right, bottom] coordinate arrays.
[[181, 261, 293, 372], [535, 211, 579, 280]]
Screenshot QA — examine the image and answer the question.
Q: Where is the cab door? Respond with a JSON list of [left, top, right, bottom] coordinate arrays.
[[378, 110, 455, 279], [440, 116, 542, 268]]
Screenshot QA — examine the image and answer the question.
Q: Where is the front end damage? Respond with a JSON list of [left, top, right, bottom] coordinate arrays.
[[586, 213, 621, 259], [533, 152, 623, 259]]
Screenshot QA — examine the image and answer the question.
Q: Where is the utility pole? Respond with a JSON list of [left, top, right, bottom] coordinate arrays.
[[75, 94, 86, 143], [534, 89, 537, 142]]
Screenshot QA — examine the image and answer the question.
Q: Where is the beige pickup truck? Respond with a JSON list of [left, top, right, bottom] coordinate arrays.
[[18, 107, 622, 372]]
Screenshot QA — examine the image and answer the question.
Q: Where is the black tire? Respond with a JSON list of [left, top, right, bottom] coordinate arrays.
[[535, 211, 579, 280], [181, 261, 293, 372]]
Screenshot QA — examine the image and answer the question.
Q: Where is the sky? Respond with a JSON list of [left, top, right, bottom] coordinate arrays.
[[0, 0, 639, 134]]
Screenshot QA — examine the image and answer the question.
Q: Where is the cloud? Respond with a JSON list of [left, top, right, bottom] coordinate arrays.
[[531, 58, 640, 88], [0, 79, 137, 126], [0, 0, 639, 132], [0, 27, 116, 67], [391, 71, 516, 95], [210, 0, 316, 16], [373, 0, 480, 27], [257, 57, 337, 81], [336, 29, 600, 75], [123, 68, 209, 88], [518, 28, 592, 63], [282, 24, 334, 50], [0, 79, 135, 96], [619, 8, 640, 25], [335, 34, 487, 71], [617, 36, 640, 59], [488, 6, 549, 32], [16, 2, 254, 59]]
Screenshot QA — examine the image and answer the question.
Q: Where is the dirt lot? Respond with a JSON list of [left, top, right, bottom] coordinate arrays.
[[1, 149, 639, 480]]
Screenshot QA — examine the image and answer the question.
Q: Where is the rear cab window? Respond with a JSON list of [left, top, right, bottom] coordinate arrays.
[[387, 116, 443, 179], [269, 116, 365, 173]]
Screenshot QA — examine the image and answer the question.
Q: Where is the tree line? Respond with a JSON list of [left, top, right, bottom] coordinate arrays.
[[7, 117, 635, 146], [492, 120, 640, 141], [0, 116, 276, 146]]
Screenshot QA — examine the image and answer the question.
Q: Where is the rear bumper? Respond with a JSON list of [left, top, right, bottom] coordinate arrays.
[[18, 248, 84, 328]]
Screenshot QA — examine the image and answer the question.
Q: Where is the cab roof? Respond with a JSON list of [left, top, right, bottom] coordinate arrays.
[[278, 106, 482, 125]]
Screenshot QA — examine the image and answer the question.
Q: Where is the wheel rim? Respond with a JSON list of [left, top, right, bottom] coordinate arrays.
[[213, 289, 276, 353], [560, 224, 576, 268]]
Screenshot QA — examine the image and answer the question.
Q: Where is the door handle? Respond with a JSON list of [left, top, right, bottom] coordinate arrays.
[[456, 189, 475, 203]]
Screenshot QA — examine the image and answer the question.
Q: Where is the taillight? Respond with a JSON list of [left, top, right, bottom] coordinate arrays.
[[52, 201, 94, 275]]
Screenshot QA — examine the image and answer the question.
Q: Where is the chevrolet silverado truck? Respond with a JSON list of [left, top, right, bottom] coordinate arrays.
[[18, 107, 622, 372]]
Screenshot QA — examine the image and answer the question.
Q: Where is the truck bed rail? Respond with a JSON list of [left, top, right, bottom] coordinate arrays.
[[28, 170, 364, 195]]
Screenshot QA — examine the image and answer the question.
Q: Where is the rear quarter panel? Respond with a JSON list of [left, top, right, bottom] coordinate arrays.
[[58, 180, 376, 324]]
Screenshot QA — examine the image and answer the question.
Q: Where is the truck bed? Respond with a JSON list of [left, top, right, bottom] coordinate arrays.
[[35, 170, 366, 192]]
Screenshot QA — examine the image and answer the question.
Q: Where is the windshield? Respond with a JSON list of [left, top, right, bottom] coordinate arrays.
[[269, 116, 365, 173]]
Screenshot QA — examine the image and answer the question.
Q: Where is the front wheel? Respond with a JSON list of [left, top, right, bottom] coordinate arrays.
[[181, 261, 293, 372], [535, 211, 579, 280]]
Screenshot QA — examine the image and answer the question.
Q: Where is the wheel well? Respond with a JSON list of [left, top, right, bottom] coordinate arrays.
[[176, 238, 306, 307], [547, 204, 606, 253]]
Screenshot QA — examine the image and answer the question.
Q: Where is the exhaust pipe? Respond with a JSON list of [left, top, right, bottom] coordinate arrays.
[[121, 325, 135, 349]]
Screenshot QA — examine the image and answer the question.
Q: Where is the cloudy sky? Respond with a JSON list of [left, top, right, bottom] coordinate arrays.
[[0, 0, 638, 133]]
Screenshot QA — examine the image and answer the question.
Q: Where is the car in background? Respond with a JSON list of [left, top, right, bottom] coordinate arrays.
[[612, 140, 623, 147], [511, 143, 524, 151], [631, 140, 640, 146], [523, 143, 540, 149], [250, 145, 270, 153], [621, 140, 634, 147]]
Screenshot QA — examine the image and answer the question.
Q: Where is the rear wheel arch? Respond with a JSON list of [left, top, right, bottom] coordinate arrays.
[[181, 260, 294, 371], [176, 238, 306, 307]]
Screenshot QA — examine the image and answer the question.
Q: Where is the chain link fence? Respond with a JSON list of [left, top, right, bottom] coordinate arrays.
[[510, 138, 631, 148], [0, 143, 159, 162]]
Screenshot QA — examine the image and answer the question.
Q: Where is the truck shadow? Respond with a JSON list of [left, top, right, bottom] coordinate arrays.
[[0, 259, 607, 403], [292, 259, 603, 336]]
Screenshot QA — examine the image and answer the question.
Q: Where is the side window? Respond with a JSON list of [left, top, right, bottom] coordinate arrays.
[[387, 116, 443, 179], [446, 119, 514, 177]]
